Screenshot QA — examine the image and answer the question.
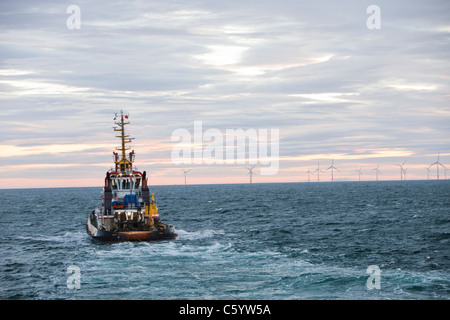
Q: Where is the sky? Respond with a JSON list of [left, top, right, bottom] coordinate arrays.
[[0, 0, 449, 188]]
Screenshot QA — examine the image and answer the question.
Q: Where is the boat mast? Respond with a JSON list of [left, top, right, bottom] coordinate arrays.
[[114, 111, 134, 175]]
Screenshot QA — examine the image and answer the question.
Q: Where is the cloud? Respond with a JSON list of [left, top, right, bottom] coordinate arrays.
[[0, 0, 449, 187]]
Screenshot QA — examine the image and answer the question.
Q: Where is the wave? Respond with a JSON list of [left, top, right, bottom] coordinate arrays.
[[13, 231, 87, 244], [176, 228, 225, 240]]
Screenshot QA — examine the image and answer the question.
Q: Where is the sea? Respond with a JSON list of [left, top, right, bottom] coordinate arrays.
[[0, 180, 448, 300]]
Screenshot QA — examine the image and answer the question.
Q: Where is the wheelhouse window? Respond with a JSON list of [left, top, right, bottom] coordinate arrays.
[[112, 178, 137, 191], [134, 178, 141, 189], [121, 179, 130, 190]]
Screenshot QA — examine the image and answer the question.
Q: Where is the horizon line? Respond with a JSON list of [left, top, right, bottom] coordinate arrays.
[[1, 178, 448, 191]]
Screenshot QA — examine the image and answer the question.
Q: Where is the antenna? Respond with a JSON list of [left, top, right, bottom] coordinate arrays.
[[372, 162, 381, 181], [326, 158, 340, 182], [247, 165, 256, 183], [182, 169, 191, 185], [394, 160, 407, 181], [429, 152, 446, 180], [313, 162, 324, 182]]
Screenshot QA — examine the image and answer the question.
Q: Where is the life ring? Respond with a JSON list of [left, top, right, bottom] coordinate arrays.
[[112, 201, 125, 209]]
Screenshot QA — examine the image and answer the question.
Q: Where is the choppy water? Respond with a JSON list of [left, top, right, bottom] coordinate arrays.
[[0, 181, 449, 300]]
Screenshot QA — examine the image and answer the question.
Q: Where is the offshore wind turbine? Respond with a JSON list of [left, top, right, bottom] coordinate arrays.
[[182, 169, 191, 185], [429, 153, 446, 180], [395, 160, 407, 181], [305, 167, 313, 182], [403, 167, 408, 180], [313, 162, 324, 182], [426, 167, 431, 180], [372, 162, 381, 181], [326, 159, 340, 182], [356, 167, 363, 182], [247, 165, 256, 183]]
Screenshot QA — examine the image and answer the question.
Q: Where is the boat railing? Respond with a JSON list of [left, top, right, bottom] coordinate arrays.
[[112, 190, 142, 198]]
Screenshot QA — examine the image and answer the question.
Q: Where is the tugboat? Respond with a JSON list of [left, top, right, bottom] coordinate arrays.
[[86, 111, 178, 241]]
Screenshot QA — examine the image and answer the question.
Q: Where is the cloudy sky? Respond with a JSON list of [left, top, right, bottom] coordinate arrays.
[[0, 0, 449, 188]]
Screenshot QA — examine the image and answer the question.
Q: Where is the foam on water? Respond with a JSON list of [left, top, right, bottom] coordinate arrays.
[[0, 181, 449, 299], [176, 228, 225, 240]]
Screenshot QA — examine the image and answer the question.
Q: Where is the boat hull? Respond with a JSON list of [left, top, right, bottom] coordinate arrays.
[[86, 217, 178, 242]]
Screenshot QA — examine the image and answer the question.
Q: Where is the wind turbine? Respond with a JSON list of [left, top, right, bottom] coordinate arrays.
[[429, 153, 446, 180], [395, 160, 407, 181], [182, 169, 191, 185], [426, 167, 431, 180], [247, 165, 256, 183], [326, 159, 340, 182], [356, 167, 363, 182], [372, 162, 381, 181], [305, 167, 313, 182], [313, 162, 324, 182]]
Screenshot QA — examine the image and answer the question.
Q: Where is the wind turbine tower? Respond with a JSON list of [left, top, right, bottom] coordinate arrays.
[[305, 167, 313, 182], [247, 165, 256, 183], [356, 168, 363, 182], [372, 162, 381, 181], [395, 160, 407, 181], [326, 159, 340, 182], [429, 153, 446, 180], [426, 167, 431, 180], [183, 169, 191, 185], [313, 162, 324, 182]]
